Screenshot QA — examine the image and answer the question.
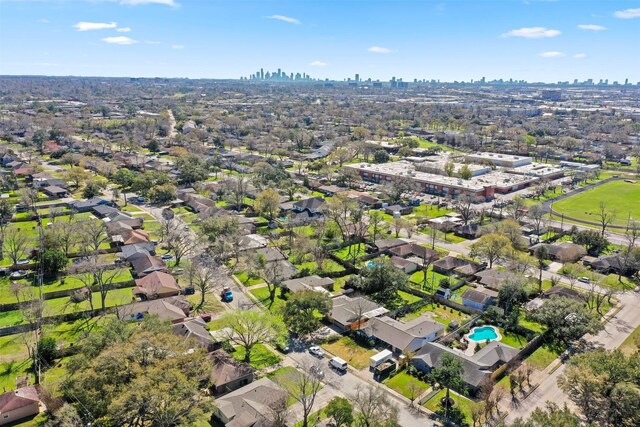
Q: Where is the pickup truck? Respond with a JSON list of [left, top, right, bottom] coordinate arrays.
[[221, 286, 233, 302]]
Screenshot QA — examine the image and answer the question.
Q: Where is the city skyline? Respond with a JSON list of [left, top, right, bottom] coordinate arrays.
[[1, 0, 640, 82]]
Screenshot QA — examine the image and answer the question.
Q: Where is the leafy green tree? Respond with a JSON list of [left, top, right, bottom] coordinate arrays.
[[534, 245, 548, 292], [528, 296, 602, 345], [113, 168, 136, 205], [373, 149, 389, 163], [31, 129, 47, 152], [443, 160, 455, 177], [572, 229, 610, 255], [41, 248, 68, 278], [431, 353, 465, 424], [348, 258, 406, 308], [62, 318, 211, 427], [176, 154, 208, 184], [459, 164, 472, 180], [282, 290, 332, 336], [82, 179, 106, 199], [255, 187, 281, 221], [470, 233, 512, 269], [498, 275, 529, 328], [148, 183, 176, 203], [508, 402, 582, 427], [65, 166, 91, 189], [219, 309, 285, 363], [36, 336, 58, 365], [558, 349, 640, 427], [325, 397, 354, 427]]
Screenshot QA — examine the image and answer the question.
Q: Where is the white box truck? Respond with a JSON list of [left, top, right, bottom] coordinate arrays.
[[329, 356, 348, 372], [370, 349, 393, 369]]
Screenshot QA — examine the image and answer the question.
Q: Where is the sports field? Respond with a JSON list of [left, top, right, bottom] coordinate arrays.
[[552, 180, 640, 226]]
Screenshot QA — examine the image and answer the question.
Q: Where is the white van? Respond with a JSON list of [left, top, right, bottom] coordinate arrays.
[[329, 356, 348, 372]]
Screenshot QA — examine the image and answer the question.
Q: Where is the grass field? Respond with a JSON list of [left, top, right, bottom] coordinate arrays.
[[619, 323, 640, 356], [231, 343, 281, 370], [424, 389, 480, 427], [552, 181, 640, 227], [321, 336, 377, 370], [384, 371, 430, 399]]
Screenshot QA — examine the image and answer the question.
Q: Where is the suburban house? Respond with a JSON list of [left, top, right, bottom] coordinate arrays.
[[104, 211, 144, 229], [133, 271, 181, 300], [237, 234, 268, 251], [0, 386, 43, 426], [68, 197, 113, 213], [364, 315, 445, 354], [213, 377, 287, 427], [31, 173, 66, 189], [120, 242, 156, 260], [281, 275, 335, 293], [412, 341, 519, 395], [461, 288, 497, 311], [384, 204, 413, 216], [456, 223, 481, 239], [530, 242, 586, 263], [207, 350, 255, 397], [118, 298, 189, 323], [390, 256, 419, 274], [375, 238, 411, 252], [92, 204, 120, 218], [390, 243, 440, 263], [329, 295, 389, 331], [253, 247, 299, 281], [588, 254, 636, 276], [119, 229, 151, 246], [173, 318, 214, 350], [433, 256, 485, 277], [474, 269, 511, 291], [543, 285, 583, 302], [41, 185, 69, 198], [292, 196, 325, 216], [128, 253, 167, 277]]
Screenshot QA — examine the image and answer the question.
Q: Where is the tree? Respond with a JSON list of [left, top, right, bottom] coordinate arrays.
[[64, 166, 91, 189], [459, 164, 472, 180], [498, 275, 529, 327], [597, 201, 616, 237], [534, 245, 548, 292], [558, 349, 639, 427], [348, 258, 406, 308], [36, 336, 58, 365], [528, 296, 602, 345], [453, 194, 477, 226], [3, 227, 30, 265], [431, 353, 465, 424], [382, 175, 415, 204], [62, 318, 211, 426], [560, 262, 588, 289], [506, 196, 527, 221], [223, 176, 249, 210], [162, 217, 198, 266], [255, 187, 281, 221], [373, 149, 389, 163], [113, 168, 136, 205], [200, 214, 242, 264], [41, 248, 68, 278], [325, 397, 354, 427], [77, 219, 108, 256], [19, 187, 39, 214], [368, 211, 384, 244], [484, 219, 524, 250], [0, 199, 14, 259], [69, 257, 121, 314], [443, 160, 455, 177], [573, 229, 609, 255], [470, 233, 512, 269], [350, 385, 399, 427], [281, 364, 324, 427], [282, 290, 332, 336], [82, 178, 105, 199], [219, 310, 285, 363], [185, 259, 221, 311], [148, 182, 176, 203], [176, 154, 208, 184], [508, 402, 582, 427], [527, 204, 547, 236]]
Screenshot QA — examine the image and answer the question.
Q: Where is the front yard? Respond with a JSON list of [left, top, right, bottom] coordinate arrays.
[[424, 388, 482, 427], [384, 371, 430, 399], [321, 336, 377, 370], [231, 343, 281, 370]]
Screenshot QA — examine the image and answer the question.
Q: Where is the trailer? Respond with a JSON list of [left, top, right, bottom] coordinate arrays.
[[370, 349, 393, 369]]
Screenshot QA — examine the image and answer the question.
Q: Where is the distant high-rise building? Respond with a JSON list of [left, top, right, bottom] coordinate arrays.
[[625, 78, 629, 85], [277, 68, 281, 79], [260, 68, 264, 80], [355, 73, 360, 82]]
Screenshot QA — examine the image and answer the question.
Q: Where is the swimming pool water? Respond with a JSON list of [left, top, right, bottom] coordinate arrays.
[[468, 326, 498, 342]]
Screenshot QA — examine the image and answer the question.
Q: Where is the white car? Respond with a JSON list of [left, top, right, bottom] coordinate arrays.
[[578, 277, 590, 283], [309, 346, 325, 357], [310, 365, 324, 378]]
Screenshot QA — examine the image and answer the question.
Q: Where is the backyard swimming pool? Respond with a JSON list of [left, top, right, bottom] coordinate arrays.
[[467, 326, 499, 342]]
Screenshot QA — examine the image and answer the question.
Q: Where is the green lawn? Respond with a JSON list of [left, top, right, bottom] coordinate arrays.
[[234, 272, 264, 286], [398, 290, 422, 304], [518, 318, 546, 334], [332, 243, 367, 262], [409, 267, 449, 290], [231, 343, 281, 370], [400, 302, 470, 325], [294, 259, 344, 275], [498, 328, 528, 349], [526, 343, 563, 371], [321, 336, 377, 370], [266, 366, 305, 406], [249, 286, 287, 312], [384, 371, 430, 399], [552, 181, 640, 227], [424, 388, 480, 427]]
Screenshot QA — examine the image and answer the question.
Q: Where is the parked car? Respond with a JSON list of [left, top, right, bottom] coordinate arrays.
[[275, 342, 290, 354], [161, 253, 174, 260], [578, 277, 590, 283], [10, 270, 29, 279], [309, 346, 325, 357], [16, 259, 30, 265], [310, 365, 324, 379], [199, 313, 212, 322]]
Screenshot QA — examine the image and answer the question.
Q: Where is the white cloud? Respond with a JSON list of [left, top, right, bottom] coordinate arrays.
[[120, 0, 178, 6], [368, 46, 392, 54], [267, 15, 301, 25], [116, 27, 132, 32], [171, 44, 184, 49], [614, 8, 640, 19], [538, 51, 565, 58], [74, 21, 118, 31], [502, 27, 561, 38], [577, 24, 606, 31], [573, 53, 588, 59], [309, 61, 328, 67], [102, 36, 138, 45]]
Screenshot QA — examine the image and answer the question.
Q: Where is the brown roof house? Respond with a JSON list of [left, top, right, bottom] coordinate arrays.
[[329, 295, 389, 331], [0, 386, 43, 426], [433, 256, 485, 277], [214, 377, 287, 427], [173, 318, 215, 350], [474, 269, 511, 291], [281, 275, 335, 293], [207, 350, 255, 397], [128, 253, 167, 277], [118, 298, 189, 323], [133, 271, 181, 300], [530, 242, 586, 263], [364, 315, 445, 354]]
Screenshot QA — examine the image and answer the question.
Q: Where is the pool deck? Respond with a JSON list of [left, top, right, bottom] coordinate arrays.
[[462, 326, 501, 356]]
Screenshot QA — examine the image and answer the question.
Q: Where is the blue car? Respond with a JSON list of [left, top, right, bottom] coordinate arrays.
[[221, 287, 233, 302]]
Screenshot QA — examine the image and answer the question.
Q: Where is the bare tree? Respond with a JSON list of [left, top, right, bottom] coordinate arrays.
[[185, 259, 222, 311], [527, 204, 547, 236], [162, 217, 199, 266], [3, 227, 30, 265], [350, 385, 399, 427], [69, 257, 122, 314], [597, 201, 616, 237], [78, 219, 108, 256], [453, 194, 477, 226], [266, 394, 290, 427], [281, 363, 324, 427]]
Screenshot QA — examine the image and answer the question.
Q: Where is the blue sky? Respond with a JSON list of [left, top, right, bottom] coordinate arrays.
[[1, 0, 639, 82]]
